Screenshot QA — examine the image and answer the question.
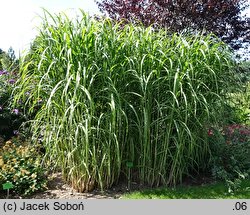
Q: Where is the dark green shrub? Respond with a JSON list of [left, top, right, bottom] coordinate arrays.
[[0, 70, 27, 140], [231, 82, 250, 125], [209, 124, 250, 193], [228, 61, 250, 125], [236, 60, 250, 84]]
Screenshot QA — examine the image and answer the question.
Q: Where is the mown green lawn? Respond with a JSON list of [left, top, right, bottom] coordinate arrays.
[[121, 180, 250, 199]]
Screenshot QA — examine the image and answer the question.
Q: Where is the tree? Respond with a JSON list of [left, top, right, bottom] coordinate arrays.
[[96, 0, 250, 49], [0, 47, 19, 71]]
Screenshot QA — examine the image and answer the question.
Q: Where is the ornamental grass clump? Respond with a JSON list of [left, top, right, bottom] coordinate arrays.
[[14, 10, 237, 192]]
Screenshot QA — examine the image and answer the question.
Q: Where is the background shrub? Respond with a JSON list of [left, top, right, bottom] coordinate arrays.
[[236, 60, 250, 84], [0, 70, 27, 140], [230, 60, 250, 125], [209, 124, 250, 193]]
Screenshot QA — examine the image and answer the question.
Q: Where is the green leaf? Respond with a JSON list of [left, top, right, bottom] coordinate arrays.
[[3, 182, 14, 190], [126, 162, 133, 168]]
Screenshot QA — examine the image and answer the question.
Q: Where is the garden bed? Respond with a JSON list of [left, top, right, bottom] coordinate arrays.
[[0, 172, 121, 199], [1, 173, 249, 199]]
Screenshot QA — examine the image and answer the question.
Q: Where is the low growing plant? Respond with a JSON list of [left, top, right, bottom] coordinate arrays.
[[0, 138, 47, 196]]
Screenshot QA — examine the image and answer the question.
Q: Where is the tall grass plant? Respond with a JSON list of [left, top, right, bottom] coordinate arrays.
[[14, 10, 237, 191]]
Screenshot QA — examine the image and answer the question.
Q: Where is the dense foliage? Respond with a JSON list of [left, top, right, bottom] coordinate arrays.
[[209, 124, 250, 193], [0, 138, 47, 196], [0, 45, 47, 197], [96, 0, 250, 49], [0, 70, 27, 140]]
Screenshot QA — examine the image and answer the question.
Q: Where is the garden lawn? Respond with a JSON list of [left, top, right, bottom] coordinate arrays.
[[121, 180, 250, 199]]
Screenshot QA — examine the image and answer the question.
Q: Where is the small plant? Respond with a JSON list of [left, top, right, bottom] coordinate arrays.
[[0, 138, 47, 196], [209, 124, 250, 193], [2, 182, 14, 199]]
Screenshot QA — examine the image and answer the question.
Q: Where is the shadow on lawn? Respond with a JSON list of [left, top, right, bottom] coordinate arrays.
[[123, 180, 250, 199]]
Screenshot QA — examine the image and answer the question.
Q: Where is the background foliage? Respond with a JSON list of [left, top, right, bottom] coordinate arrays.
[[96, 0, 250, 50]]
